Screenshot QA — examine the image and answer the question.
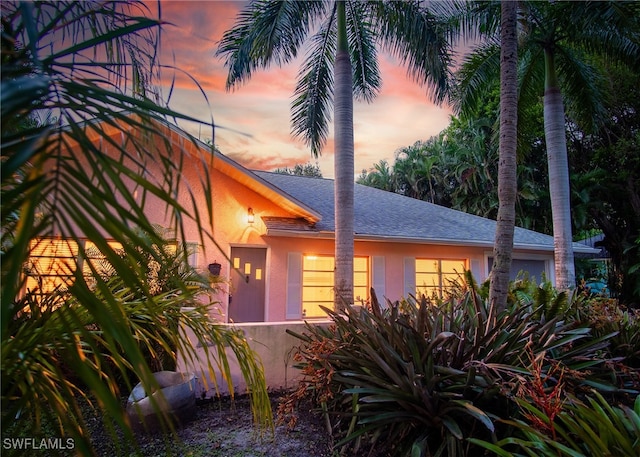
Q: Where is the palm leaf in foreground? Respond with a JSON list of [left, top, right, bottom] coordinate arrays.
[[1, 1, 271, 453]]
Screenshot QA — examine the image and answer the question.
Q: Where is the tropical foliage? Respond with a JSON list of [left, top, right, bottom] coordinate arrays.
[[1, 1, 270, 454], [455, 0, 640, 290], [568, 60, 640, 305], [472, 392, 640, 457], [357, 115, 549, 232], [280, 276, 632, 456]]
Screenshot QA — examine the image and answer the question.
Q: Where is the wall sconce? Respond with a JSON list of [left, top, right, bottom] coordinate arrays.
[[247, 207, 255, 224]]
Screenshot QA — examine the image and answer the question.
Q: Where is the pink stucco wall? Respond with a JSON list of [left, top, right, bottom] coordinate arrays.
[[263, 237, 552, 321]]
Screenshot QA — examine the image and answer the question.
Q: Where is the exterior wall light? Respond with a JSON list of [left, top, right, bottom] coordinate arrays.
[[247, 207, 255, 224]]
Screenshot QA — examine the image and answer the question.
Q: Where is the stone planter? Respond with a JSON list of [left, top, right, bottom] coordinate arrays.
[[126, 371, 197, 431]]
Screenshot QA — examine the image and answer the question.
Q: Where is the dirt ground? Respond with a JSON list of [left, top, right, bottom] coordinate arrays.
[[90, 391, 339, 457]]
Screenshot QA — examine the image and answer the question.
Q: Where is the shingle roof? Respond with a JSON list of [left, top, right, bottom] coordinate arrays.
[[262, 216, 315, 232], [254, 171, 595, 253]]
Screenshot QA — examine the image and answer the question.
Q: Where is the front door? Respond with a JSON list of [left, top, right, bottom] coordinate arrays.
[[229, 247, 266, 322]]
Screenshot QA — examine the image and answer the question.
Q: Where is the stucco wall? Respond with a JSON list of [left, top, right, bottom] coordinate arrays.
[[265, 237, 473, 320], [177, 320, 331, 397]]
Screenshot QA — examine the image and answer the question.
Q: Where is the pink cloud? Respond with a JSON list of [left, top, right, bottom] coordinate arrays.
[[142, 1, 455, 180], [226, 152, 310, 172], [377, 54, 444, 102]]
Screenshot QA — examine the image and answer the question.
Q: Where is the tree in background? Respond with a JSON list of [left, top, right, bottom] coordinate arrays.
[[217, 0, 451, 307], [1, 2, 270, 453], [357, 112, 549, 230], [357, 159, 395, 192], [274, 162, 323, 178], [569, 61, 640, 306], [456, 0, 640, 290]]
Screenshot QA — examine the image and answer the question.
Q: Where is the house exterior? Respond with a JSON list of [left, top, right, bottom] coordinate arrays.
[[140, 120, 598, 323], [34, 117, 597, 325], [31, 116, 600, 392]]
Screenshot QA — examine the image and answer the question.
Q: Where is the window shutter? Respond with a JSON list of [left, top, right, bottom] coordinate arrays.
[[403, 257, 416, 297], [470, 259, 481, 282], [186, 242, 199, 268], [372, 256, 386, 301], [286, 252, 302, 319]]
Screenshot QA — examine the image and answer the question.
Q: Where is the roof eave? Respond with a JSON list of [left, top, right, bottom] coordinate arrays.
[[212, 153, 322, 223], [264, 229, 599, 253]]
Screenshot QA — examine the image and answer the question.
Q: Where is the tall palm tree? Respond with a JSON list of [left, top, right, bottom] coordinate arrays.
[[1, 2, 271, 453], [489, 0, 518, 311], [456, 0, 640, 290], [217, 0, 451, 306]]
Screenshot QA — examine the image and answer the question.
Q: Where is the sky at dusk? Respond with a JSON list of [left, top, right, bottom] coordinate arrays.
[[148, 0, 456, 178]]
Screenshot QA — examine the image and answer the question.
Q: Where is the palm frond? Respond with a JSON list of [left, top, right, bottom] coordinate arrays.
[[430, 0, 500, 44], [216, 0, 327, 90], [345, 0, 380, 103], [373, 0, 453, 103], [566, 1, 640, 72], [452, 40, 500, 117], [556, 46, 607, 133], [291, 10, 336, 157]]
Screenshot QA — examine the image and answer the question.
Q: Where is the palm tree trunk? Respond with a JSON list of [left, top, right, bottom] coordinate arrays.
[[490, 0, 518, 312], [543, 49, 575, 290], [334, 0, 354, 308]]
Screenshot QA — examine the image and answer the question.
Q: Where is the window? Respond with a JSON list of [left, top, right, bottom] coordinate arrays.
[[25, 238, 80, 296], [301, 255, 369, 318], [24, 237, 197, 300], [415, 258, 466, 299], [353, 257, 369, 304]]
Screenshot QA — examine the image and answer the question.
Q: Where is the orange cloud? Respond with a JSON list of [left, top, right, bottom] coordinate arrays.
[[226, 152, 311, 172], [142, 1, 455, 181]]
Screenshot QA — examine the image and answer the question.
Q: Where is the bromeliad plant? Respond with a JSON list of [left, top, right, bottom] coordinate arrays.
[[283, 273, 619, 457], [472, 392, 640, 457]]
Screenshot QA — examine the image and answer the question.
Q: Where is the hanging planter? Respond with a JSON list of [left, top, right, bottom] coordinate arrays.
[[208, 262, 222, 276]]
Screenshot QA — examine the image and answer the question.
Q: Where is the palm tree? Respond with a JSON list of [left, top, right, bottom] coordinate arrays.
[[217, 0, 451, 306], [357, 159, 395, 192], [1, 2, 271, 453], [489, 0, 518, 311], [456, 0, 640, 290], [394, 141, 431, 200], [446, 118, 498, 217]]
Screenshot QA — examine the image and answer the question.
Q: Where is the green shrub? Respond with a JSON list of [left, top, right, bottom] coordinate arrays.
[[282, 276, 617, 457], [472, 392, 640, 457], [563, 295, 640, 394]]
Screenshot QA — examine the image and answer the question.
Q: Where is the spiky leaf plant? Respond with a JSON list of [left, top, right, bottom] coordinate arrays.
[[472, 392, 640, 457], [284, 276, 619, 457]]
